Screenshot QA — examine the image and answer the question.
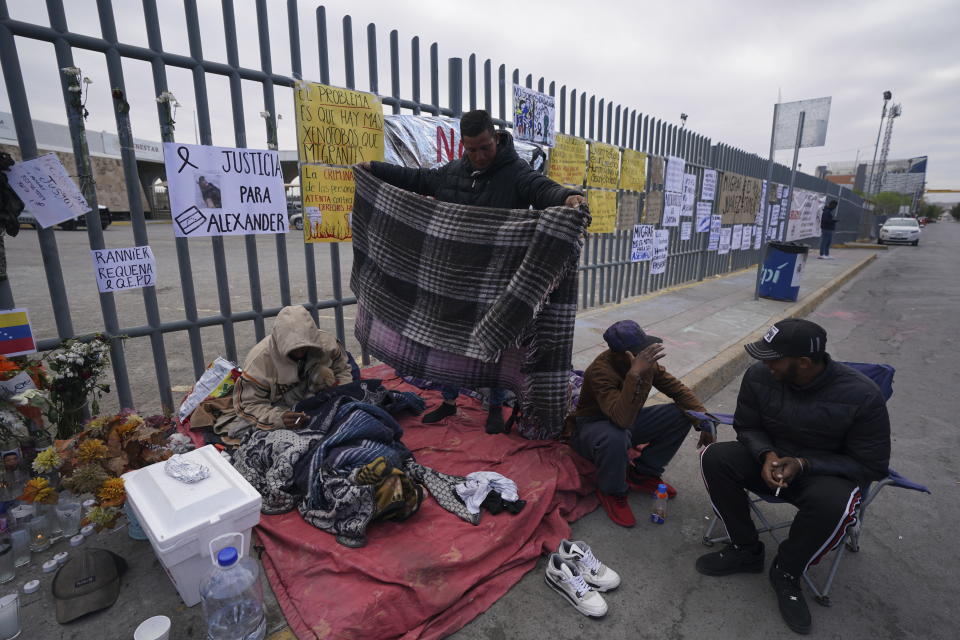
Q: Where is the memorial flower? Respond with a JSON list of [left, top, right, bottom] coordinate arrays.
[[31, 446, 62, 473], [19, 477, 58, 505]]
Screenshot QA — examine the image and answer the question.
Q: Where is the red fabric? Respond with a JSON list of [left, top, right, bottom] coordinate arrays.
[[256, 364, 598, 639]]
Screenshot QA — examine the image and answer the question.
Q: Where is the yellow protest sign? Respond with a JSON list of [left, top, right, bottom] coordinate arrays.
[[619, 149, 647, 192], [294, 82, 384, 165], [301, 165, 355, 243], [586, 189, 617, 234], [547, 134, 587, 187], [586, 142, 620, 189]]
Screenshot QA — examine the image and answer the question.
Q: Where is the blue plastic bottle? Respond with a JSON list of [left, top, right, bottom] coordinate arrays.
[[650, 483, 668, 524], [200, 542, 266, 640]]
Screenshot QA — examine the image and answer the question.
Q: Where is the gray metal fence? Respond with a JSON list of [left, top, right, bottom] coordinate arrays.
[[0, 0, 865, 414]]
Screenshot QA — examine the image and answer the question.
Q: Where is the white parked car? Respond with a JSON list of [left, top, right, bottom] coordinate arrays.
[[878, 217, 921, 246]]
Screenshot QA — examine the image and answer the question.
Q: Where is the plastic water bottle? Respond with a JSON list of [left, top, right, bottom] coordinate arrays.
[[200, 536, 266, 640], [650, 483, 668, 524]]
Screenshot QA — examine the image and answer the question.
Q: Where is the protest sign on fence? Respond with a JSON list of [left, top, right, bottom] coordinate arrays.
[[682, 173, 697, 216], [665, 155, 685, 193], [696, 202, 712, 232], [548, 133, 587, 187], [741, 225, 753, 251], [754, 224, 763, 249], [785, 189, 826, 241], [643, 190, 663, 225], [301, 166, 356, 242], [513, 84, 555, 146], [586, 189, 617, 234], [708, 215, 721, 250], [617, 191, 642, 232], [91, 246, 156, 292], [731, 224, 743, 251], [6, 154, 90, 228], [718, 227, 732, 255], [163, 143, 287, 238], [294, 82, 384, 164], [587, 142, 620, 189], [650, 229, 669, 275], [663, 191, 682, 227], [648, 156, 665, 188], [681, 221, 692, 241], [631, 224, 654, 262], [719, 171, 763, 224], [701, 169, 717, 201], [619, 149, 647, 192]]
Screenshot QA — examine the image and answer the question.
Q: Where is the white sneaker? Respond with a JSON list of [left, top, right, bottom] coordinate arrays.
[[544, 553, 608, 617], [557, 539, 621, 592]]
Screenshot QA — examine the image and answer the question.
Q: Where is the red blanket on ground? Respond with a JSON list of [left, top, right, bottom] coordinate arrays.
[[242, 365, 596, 639]]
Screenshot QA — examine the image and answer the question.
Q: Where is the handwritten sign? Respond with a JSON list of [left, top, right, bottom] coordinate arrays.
[[586, 142, 620, 189], [701, 169, 717, 201], [681, 221, 692, 241], [696, 202, 712, 232], [548, 134, 587, 186], [91, 246, 156, 292], [754, 224, 763, 249], [664, 155, 685, 193], [586, 189, 617, 234], [719, 172, 764, 224], [648, 156, 665, 188], [741, 225, 753, 251], [302, 166, 356, 242], [718, 227, 732, 255], [785, 189, 826, 242], [619, 149, 647, 192], [164, 143, 287, 238], [643, 191, 663, 225], [650, 229, 669, 275], [295, 82, 384, 164], [512, 84, 555, 146], [731, 224, 743, 251], [6, 154, 90, 228], [663, 191, 682, 227], [631, 224, 654, 262], [708, 215, 722, 251], [682, 173, 697, 216], [617, 191, 642, 232], [0, 371, 35, 400], [756, 181, 768, 226]]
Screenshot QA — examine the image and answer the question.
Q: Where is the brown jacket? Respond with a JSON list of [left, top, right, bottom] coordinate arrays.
[[563, 349, 706, 438]]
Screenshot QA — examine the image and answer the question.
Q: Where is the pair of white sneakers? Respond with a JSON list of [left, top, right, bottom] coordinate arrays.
[[544, 539, 620, 617]]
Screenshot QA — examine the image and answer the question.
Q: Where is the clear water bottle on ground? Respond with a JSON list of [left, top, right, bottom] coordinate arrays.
[[200, 534, 266, 640], [650, 483, 668, 524]]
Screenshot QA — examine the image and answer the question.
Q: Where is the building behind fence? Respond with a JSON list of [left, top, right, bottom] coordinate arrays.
[[0, 0, 868, 414]]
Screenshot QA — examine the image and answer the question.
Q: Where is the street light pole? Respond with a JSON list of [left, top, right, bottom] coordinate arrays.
[[866, 91, 892, 195]]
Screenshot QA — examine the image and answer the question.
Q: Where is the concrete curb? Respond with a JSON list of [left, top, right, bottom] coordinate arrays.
[[680, 252, 877, 403]]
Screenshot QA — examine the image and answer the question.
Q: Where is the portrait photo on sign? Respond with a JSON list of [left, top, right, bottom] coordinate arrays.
[[195, 174, 223, 209]]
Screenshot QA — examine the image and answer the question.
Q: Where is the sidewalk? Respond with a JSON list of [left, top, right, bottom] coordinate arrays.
[[11, 247, 879, 640]]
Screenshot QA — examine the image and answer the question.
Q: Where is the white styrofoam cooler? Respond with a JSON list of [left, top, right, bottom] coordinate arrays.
[[123, 445, 262, 606]]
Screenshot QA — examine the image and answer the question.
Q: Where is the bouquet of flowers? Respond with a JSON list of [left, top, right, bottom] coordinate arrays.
[[0, 355, 49, 443]]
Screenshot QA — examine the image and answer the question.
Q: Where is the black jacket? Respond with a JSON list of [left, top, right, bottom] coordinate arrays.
[[733, 355, 890, 485], [820, 203, 838, 231], [369, 131, 580, 209]]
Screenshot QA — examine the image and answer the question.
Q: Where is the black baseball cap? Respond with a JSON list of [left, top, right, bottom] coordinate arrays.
[[52, 548, 128, 623], [744, 318, 827, 361]]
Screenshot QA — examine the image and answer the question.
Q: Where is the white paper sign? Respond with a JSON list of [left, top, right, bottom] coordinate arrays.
[[791, 253, 807, 287], [708, 215, 722, 250], [731, 224, 743, 251], [6, 154, 90, 228], [91, 246, 157, 293], [663, 191, 682, 227], [630, 224, 654, 262], [718, 227, 732, 254], [665, 155, 686, 193], [681, 221, 692, 241], [650, 229, 669, 275], [682, 173, 697, 216], [756, 181, 768, 226], [696, 202, 712, 232], [0, 371, 36, 400], [164, 143, 287, 238], [754, 224, 763, 249], [741, 225, 752, 251], [701, 169, 717, 201]]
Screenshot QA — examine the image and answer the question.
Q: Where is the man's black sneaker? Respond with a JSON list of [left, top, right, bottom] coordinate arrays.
[[485, 408, 505, 434], [695, 542, 765, 576], [422, 402, 456, 424], [769, 558, 812, 635]]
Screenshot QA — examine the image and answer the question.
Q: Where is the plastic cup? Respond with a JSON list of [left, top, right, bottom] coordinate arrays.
[[134, 615, 171, 640]]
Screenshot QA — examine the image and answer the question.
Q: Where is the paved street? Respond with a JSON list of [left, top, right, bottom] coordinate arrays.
[[454, 221, 958, 639]]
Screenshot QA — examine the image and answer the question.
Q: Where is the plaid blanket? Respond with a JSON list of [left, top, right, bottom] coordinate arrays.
[[351, 169, 589, 439]]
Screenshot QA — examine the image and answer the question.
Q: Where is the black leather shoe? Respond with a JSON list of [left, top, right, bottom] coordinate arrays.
[[422, 402, 456, 424], [769, 557, 812, 634], [695, 542, 764, 576], [485, 408, 505, 434]]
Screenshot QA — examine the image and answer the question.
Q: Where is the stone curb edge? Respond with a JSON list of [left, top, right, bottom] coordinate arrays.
[[679, 253, 878, 403]]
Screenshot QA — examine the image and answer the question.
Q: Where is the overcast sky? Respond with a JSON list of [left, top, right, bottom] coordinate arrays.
[[2, 0, 958, 202]]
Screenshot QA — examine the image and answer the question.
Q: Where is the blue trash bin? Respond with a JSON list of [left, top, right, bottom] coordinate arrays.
[[758, 241, 809, 302]]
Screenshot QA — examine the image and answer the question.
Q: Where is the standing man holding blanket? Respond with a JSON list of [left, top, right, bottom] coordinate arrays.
[[356, 109, 584, 434]]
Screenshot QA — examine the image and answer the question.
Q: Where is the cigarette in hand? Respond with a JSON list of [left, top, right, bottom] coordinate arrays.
[[295, 415, 305, 426], [774, 485, 781, 497]]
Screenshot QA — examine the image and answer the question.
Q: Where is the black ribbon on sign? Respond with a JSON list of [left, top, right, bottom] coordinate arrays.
[[176, 146, 198, 173]]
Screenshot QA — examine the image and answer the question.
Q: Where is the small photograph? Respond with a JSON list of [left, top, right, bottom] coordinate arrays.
[[195, 174, 223, 209]]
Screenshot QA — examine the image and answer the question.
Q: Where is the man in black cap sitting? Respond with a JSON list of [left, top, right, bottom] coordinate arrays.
[[695, 318, 890, 635], [564, 320, 714, 527]]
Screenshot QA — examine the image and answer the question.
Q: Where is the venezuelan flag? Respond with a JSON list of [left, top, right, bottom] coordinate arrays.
[[0, 309, 36, 356]]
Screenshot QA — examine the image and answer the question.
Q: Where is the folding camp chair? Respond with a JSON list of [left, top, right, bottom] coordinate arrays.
[[689, 362, 931, 606]]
